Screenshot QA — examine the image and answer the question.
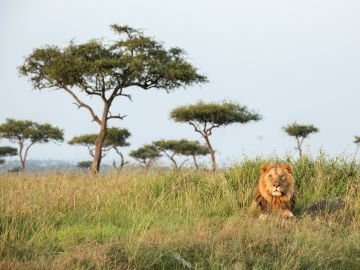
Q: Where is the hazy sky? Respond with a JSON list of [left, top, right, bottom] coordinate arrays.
[[1, 0, 359, 166]]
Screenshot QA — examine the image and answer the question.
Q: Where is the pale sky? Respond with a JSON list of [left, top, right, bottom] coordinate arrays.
[[1, 0, 359, 166]]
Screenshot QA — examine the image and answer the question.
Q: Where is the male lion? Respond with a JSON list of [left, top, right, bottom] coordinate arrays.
[[250, 163, 296, 219]]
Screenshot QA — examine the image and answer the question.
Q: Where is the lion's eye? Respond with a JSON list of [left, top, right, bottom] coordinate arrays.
[[280, 175, 285, 179], [268, 174, 272, 179]]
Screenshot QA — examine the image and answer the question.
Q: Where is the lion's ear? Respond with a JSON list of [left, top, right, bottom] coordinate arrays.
[[280, 163, 293, 174], [260, 164, 273, 174]]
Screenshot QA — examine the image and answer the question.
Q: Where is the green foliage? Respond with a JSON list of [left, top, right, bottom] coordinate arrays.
[[19, 24, 207, 94], [104, 128, 131, 147], [0, 119, 64, 144], [68, 134, 97, 146], [354, 136, 360, 144], [68, 128, 130, 148], [76, 161, 92, 170], [153, 139, 208, 168], [129, 144, 161, 167], [170, 101, 261, 126], [283, 123, 319, 138], [176, 140, 209, 156], [0, 146, 17, 166], [0, 146, 17, 157], [68, 128, 130, 158], [153, 139, 207, 156]]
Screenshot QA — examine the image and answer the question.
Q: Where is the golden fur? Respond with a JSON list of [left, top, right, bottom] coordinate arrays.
[[250, 163, 296, 218]]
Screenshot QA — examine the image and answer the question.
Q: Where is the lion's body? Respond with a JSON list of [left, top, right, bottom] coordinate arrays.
[[250, 163, 296, 218]]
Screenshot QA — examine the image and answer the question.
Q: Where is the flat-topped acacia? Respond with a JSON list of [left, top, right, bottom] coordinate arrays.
[[69, 127, 130, 169], [171, 101, 261, 171], [283, 123, 319, 158], [0, 119, 63, 171], [19, 24, 207, 174]]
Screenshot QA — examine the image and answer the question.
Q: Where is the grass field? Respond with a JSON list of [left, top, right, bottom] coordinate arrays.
[[1, 155, 360, 269]]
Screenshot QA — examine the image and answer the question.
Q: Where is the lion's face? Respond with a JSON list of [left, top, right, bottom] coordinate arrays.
[[260, 163, 294, 197]]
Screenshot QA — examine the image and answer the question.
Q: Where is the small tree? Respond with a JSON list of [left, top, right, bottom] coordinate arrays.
[[153, 139, 208, 169], [354, 136, 360, 146], [69, 127, 130, 170], [177, 140, 209, 169], [68, 134, 99, 157], [0, 146, 17, 165], [129, 144, 161, 169], [170, 101, 261, 171], [283, 123, 319, 158], [77, 161, 92, 172], [153, 139, 189, 169], [106, 128, 131, 169], [354, 136, 360, 155], [19, 24, 207, 174], [0, 119, 64, 172]]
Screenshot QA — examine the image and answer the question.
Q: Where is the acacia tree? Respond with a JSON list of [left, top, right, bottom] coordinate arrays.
[[129, 144, 161, 169], [69, 127, 131, 170], [354, 136, 360, 146], [170, 101, 261, 171], [19, 24, 207, 174], [0, 119, 64, 172], [77, 161, 92, 172], [68, 134, 99, 157], [106, 128, 131, 169], [354, 136, 360, 155], [153, 139, 190, 169], [153, 139, 208, 169], [283, 123, 319, 158], [0, 146, 17, 165], [177, 140, 209, 169]]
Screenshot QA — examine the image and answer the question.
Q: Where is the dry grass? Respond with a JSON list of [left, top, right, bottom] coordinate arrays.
[[0, 156, 360, 269]]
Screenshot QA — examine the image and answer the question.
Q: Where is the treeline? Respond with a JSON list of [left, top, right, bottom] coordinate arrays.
[[0, 24, 354, 173]]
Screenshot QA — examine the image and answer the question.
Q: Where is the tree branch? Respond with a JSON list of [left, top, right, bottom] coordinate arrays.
[[179, 159, 188, 169], [107, 111, 127, 121], [24, 141, 36, 164], [60, 85, 102, 125], [189, 121, 203, 135]]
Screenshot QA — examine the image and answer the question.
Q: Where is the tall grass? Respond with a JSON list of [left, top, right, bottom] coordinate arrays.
[[0, 155, 360, 269]]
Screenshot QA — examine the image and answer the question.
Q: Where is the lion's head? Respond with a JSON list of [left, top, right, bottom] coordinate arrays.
[[259, 163, 295, 197], [251, 163, 296, 217]]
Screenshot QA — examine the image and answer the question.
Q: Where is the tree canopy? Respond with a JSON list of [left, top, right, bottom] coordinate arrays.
[[77, 161, 92, 171], [0, 119, 64, 171], [170, 101, 261, 171], [129, 144, 161, 168], [0, 146, 17, 165], [19, 24, 207, 174], [283, 122, 319, 158], [153, 139, 208, 169], [354, 136, 360, 145], [69, 127, 131, 169], [170, 101, 261, 127], [283, 123, 319, 138]]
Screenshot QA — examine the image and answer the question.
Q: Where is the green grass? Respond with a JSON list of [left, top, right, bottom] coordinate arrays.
[[0, 155, 360, 269]]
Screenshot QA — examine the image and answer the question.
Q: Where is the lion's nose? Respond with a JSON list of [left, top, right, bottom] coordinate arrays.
[[273, 183, 280, 188]]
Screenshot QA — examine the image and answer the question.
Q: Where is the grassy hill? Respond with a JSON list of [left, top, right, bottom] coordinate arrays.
[[0, 156, 359, 269]]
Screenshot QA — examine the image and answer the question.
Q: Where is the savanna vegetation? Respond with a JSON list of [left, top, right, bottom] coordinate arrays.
[[1, 155, 359, 270], [2, 22, 359, 270]]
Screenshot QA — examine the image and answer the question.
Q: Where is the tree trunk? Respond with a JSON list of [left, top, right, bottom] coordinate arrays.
[[203, 135, 217, 171], [19, 141, 26, 172], [168, 153, 178, 169], [113, 148, 127, 170], [90, 102, 110, 175], [192, 154, 199, 170], [296, 137, 303, 159]]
